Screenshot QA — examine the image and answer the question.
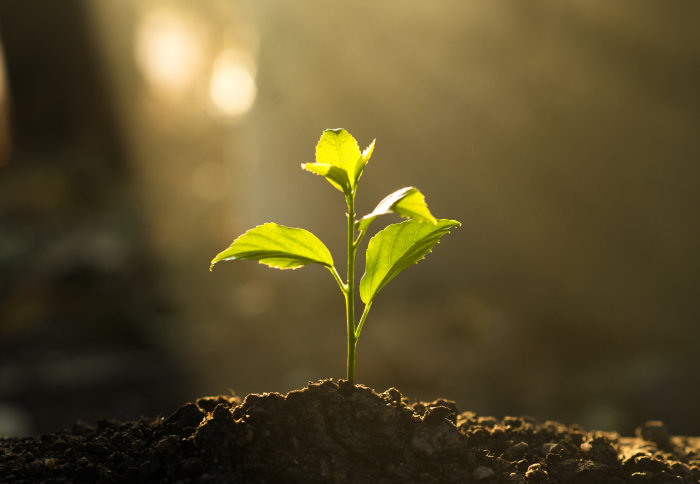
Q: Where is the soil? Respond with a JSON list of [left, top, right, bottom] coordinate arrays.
[[1, 380, 698, 483]]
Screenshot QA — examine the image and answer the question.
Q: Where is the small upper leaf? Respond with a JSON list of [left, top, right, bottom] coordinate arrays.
[[210, 223, 334, 271], [302, 129, 374, 194], [359, 218, 460, 304], [357, 187, 437, 234], [355, 138, 375, 184]]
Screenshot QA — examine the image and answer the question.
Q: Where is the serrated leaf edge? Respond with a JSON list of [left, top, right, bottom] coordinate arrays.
[[360, 219, 460, 303]]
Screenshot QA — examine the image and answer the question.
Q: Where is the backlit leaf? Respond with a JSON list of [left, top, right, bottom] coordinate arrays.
[[306, 129, 374, 193], [301, 163, 350, 193], [355, 138, 375, 184], [360, 219, 460, 304], [210, 223, 333, 271], [357, 187, 437, 234]]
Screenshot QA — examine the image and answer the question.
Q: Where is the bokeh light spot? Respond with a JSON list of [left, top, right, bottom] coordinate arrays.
[[135, 7, 206, 98], [209, 49, 257, 118]]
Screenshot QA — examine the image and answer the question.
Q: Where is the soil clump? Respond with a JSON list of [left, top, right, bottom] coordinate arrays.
[[1, 380, 698, 483]]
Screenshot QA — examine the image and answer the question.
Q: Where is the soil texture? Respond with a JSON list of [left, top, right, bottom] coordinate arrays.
[[1, 380, 698, 483]]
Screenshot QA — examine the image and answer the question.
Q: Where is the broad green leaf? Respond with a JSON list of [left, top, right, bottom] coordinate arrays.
[[210, 223, 333, 271], [357, 187, 437, 234], [360, 219, 460, 304], [306, 129, 374, 192]]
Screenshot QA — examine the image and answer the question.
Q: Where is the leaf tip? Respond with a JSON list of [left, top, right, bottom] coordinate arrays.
[[362, 139, 376, 159]]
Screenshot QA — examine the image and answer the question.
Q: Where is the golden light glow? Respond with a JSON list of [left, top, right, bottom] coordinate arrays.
[[134, 7, 206, 98], [208, 49, 257, 118]]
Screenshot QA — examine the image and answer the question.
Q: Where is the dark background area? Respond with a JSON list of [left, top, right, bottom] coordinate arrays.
[[1, 0, 699, 437]]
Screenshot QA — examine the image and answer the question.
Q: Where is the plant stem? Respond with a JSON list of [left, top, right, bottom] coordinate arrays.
[[355, 301, 372, 340], [346, 193, 357, 383]]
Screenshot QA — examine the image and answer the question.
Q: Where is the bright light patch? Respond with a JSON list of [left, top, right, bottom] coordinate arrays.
[[135, 8, 206, 97], [209, 49, 257, 118]]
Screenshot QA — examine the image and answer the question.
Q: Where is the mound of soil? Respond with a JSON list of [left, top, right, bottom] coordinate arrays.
[[1, 380, 698, 483]]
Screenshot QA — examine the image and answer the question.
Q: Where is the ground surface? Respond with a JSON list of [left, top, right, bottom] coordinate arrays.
[[1, 380, 698, 483]]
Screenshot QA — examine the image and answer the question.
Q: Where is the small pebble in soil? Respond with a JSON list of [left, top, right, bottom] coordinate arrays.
[[422, 405, 455, 425], [508, 471, 524, 483], [504, 441, 530, 460], [636, 420, 672, 449], [525, 463, 549, 483]]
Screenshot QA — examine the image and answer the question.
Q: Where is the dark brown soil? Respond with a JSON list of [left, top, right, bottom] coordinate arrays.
[[1, 380, 698, 483]]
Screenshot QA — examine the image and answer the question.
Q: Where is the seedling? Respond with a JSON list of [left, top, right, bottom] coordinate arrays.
[[210, 129, 460, 383]]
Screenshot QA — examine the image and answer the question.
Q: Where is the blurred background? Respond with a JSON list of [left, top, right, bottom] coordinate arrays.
[[1, 0, 699, 437]]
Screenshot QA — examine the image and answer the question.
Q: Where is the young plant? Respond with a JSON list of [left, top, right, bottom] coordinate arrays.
[[210, 129, 460, 383]]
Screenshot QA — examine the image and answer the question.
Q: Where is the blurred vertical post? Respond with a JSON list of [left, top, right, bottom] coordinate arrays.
[[0, 38, 11, 165], [88, 0, 262, 393]]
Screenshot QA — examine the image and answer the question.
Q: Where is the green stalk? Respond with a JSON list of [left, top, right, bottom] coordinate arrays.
[[329, 266, 347, 293], [355, 301, 372, 340], [345, 193, 357, 383]]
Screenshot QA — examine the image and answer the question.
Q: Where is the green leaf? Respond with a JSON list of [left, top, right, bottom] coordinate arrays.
[[304, 129, 373, 193], [360, 219, 460, 304], [355, 138, 375, 184], [357, 187, 437, 234], [210, 223, 334, 271], [301, 163, 350, 193]]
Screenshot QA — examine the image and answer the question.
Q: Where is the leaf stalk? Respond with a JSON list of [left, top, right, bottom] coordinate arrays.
[[355, 301, 373, 340], [329, 266, 348, 293]]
